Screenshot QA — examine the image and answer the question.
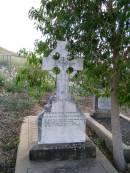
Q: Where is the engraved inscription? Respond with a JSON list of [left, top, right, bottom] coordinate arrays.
[[43, 113, 85, 127]]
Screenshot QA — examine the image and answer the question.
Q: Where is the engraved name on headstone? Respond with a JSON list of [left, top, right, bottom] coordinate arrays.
[[43, 112, 84, 127]]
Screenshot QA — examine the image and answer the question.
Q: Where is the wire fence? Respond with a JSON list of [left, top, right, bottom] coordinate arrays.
[[0, 55, 26, 69]]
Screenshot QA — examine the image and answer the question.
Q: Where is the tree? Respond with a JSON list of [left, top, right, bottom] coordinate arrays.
[[18, 48, 30, 58], [29, 0, 129, 170]]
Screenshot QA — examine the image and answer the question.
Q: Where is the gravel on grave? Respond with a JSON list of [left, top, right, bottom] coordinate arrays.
[[94, 117, 130, 146]]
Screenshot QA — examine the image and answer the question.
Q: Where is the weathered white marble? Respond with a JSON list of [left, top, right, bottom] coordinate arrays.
[[39, 40, 85, 144], [40, 112, 86, 144], [40, 100, 86, 144], [42, 41, 83, 101]]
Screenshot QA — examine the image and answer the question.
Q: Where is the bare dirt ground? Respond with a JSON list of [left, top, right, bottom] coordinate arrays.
[[0, 94, 93, 173], [0, 90, 43, 173], [95, 117, 130, 145], [0, 91, 129, 173]]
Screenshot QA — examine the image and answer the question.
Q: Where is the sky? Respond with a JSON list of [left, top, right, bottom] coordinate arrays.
[[0, 0, 42, 53]]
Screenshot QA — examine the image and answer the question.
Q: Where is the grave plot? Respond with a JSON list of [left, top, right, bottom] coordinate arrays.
[[29, 40, 96, 161], [85, 113, 130, 163], [15, 41, 118, 173], [94, 116, 130, 146]]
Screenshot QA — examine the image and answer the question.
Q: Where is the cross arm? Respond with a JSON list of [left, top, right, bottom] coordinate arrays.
[[69, 58, 83, 71]]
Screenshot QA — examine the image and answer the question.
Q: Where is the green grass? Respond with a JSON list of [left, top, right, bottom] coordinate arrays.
[[95, 138, 105, 149], [3, 137, 19, 151]]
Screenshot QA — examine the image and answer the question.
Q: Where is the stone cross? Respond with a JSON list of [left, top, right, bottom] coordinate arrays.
[[42, 41, 83, 101]]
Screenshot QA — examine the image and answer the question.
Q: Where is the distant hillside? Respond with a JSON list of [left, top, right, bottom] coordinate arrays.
[[0, 47, 18, 56], [0, 47, 26, 67]]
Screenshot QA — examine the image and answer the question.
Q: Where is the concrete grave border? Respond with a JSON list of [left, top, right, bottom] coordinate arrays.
[[15, 116, 118, 173], [84, 113, 130, 163]]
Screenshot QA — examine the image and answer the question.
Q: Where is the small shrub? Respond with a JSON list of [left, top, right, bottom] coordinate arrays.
[[3, 137, 19, 151], [5, 80, 23, 93], [3, 143, 14, 151], [0, 93, 36, 111], [16, 65, 55, 99], [0, 73, 5, 87]]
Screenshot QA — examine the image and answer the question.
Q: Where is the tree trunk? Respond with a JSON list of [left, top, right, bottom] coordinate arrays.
[[111, 71, 127, 171], [93, 95, 98, 112]]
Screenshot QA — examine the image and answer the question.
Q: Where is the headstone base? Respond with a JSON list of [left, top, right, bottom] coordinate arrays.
[[15, 116, 118, 173], [29, 141, 96, 161]]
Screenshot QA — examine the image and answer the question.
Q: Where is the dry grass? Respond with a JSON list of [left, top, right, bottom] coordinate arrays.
[[0, 91, 42, 173]]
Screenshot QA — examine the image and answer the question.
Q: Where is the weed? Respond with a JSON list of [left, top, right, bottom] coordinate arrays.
[[3, 137, 19, 151], [95, 138, 105, 148]]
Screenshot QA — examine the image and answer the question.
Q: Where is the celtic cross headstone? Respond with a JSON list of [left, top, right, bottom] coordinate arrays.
[[43, 41, 83, 101], [29, 40, 96, 161]]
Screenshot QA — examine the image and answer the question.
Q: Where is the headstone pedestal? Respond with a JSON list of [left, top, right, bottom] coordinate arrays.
[[93, 96, 111, 118]]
